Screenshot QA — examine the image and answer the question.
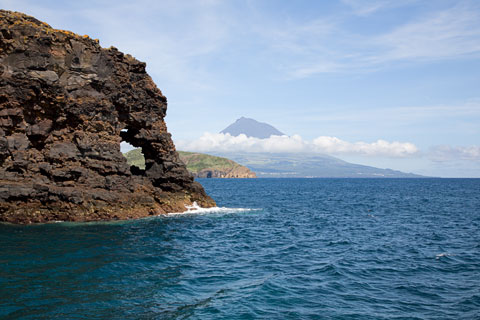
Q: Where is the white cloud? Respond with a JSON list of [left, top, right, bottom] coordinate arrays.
[[259, 1, 480, 77], [312, 136, 418, 157], [175, 132, 419, 157], [429, 145, 480, 162], [341, 0, 388, 16], [373, 4, 480, 63], [294, 100, 480, 128], [6, 0, 480, 81], [341, 0, 420, 16]]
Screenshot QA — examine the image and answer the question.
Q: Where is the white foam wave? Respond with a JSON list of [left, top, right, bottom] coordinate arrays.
[[435, 252, 455, 259], [167, 202, 258, 216]]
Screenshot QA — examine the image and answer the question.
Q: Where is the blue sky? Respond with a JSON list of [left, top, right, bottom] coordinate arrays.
[[2, 0, 479, 177]]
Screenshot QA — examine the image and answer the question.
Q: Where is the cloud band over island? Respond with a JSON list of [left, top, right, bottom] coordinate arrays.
[[177, 133, 480, 164], [176, 133, 419, 158]]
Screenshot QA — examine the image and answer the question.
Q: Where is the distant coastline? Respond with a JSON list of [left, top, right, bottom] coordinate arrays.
[[124, 149, 256, 178]]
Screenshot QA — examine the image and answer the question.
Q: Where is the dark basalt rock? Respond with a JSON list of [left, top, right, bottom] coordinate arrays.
[[0, 10, 215, 224]]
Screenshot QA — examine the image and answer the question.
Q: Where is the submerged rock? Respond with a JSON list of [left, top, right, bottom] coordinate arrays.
[[0, 10, 215, 224]]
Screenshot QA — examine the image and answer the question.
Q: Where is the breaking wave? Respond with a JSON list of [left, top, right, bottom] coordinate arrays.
[[167, 201, 259, 216]]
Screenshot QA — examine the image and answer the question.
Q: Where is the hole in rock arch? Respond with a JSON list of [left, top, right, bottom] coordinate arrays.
[[120, 127, 146, 175]]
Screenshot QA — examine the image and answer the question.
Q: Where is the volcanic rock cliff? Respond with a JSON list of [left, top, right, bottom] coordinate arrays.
[[0, 10, 215, 223]]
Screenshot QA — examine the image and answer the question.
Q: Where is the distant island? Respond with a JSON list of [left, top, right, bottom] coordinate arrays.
[[215, 118, 425, 178], [124, 149, 256, 178], [218, 152, 424, 178]]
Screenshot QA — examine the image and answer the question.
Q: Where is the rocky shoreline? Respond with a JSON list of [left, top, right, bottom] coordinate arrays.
[[0, 10, 215, 224]]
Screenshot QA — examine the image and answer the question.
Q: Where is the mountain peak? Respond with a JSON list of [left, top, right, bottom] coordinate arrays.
[[221, 117, 285, 139]]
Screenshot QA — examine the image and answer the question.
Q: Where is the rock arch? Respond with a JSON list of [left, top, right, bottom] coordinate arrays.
[[0, 10, 215, 223]]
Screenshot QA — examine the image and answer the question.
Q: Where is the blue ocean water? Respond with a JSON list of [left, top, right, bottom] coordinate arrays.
[[1, 178, 479, 319]]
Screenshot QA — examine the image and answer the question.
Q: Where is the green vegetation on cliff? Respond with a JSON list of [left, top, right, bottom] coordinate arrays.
[[124, 148, 146, 170], [123, 149, 256, 178], [179, 151, 241, 174]]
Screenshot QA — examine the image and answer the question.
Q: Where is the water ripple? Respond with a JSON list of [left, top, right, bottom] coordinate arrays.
[[1, 178, 479, 319]]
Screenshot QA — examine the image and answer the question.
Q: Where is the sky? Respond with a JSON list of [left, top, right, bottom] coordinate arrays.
[[1, 0, 479, 177]]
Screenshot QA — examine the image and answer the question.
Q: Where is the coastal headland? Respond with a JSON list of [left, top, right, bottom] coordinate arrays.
[[0, 10, 215, 224], [124, 149, 257, 178]]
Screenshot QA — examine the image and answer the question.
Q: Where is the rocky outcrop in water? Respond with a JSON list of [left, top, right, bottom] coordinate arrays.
[[193, 167, 256, 178], [0, 10, 215, 224], [191, 163, 256, 178]]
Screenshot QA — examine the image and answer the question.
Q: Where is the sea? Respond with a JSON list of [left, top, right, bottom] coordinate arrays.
[[1, 178, 479, 319]]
